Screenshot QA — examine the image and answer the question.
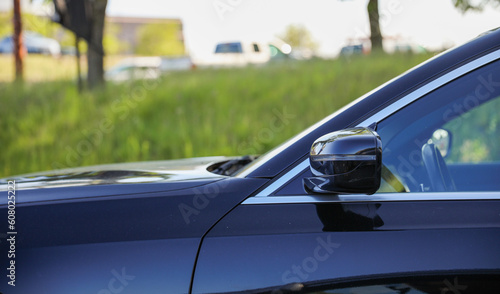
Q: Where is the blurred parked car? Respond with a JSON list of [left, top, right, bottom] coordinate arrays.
[[106, 56, 195, 82], [105, 57, 162, 82], [160, 56, 196, 71], [339, 44, 365, 56], [211, 40, 292, 67], [0, 31, 61, 56], [212, 41, 271, 67], [268, 38, 292, 61], [60, 46, 77, 56]]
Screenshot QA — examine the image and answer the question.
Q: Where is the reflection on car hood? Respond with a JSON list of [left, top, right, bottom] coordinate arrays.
[[0, 156, 231, 191]]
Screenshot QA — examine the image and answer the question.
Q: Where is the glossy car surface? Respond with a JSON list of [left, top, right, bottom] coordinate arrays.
[[2, 28, 500, 293]]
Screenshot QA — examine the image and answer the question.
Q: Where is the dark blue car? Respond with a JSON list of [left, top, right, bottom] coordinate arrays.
[[2, 28, 500, 293]]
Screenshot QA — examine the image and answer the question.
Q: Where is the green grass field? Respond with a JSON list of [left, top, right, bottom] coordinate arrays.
[[0, 53, 434, 177], [0, 55, 123, 82]]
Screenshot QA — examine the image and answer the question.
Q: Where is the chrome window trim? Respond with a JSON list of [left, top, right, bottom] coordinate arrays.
[[247, 49, 500, 200], [357, 50, 500, 127], [243, 192, 500, 205], [254, 159, 309, 197]]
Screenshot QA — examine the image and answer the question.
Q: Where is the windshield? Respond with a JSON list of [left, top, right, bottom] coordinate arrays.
[[215, 42, 243, 53]]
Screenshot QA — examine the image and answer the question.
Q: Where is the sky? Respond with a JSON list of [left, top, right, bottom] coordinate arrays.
[[106, 0, 500, 62]]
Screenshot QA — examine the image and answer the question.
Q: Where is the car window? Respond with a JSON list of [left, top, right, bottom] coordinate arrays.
[[253, 43, 260, 52], [376, 59, 500, 193], [215, 42, 243, 53], [442, 97, 500, 164]]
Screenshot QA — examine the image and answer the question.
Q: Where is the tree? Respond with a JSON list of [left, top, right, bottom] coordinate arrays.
[[339, 0, 383, 52], [452, 0, 500, 12], [367, 0, 382, 51], [103, 22, 129, 55], [279, 24, 318, 57], [135, 22, 185, 56], [53, 0, 108, 89], [13, 0, 24, 83], [87, 0, 107, 89], [0, 13, 12, 38], [1, 11, 76, 48]]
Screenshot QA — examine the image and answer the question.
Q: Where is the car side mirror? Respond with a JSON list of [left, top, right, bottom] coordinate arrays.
[[303, 127, 382, 194]]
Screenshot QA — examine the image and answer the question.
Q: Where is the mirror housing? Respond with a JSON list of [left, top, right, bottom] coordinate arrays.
[[304, 127, 382, 194]]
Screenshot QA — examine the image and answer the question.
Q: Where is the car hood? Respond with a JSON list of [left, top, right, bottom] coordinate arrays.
[[0, 156, 231, 192]]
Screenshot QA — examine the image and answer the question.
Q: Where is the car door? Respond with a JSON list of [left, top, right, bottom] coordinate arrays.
[[191, 55, 500, 293]]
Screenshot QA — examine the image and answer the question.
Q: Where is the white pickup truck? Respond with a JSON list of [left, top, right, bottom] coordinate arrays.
[[211, 40, 291, 67]]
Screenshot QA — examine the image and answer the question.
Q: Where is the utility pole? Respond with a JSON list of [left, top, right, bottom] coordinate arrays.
[[13, 0, 24, 83]]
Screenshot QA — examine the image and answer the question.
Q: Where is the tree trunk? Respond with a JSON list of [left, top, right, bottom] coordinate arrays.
[[87, 0, 107, 89], [367, 0, 383, 52], [75, 34, 83, 92], [13, 0, 24, 83]]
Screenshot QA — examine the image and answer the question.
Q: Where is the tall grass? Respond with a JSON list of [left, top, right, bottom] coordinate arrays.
[[1, 53, 433, 177]]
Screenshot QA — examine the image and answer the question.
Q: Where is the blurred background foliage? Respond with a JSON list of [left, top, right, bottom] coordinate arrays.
[[445, 97, 500, 163], [0, 53, 433, 177], [135, 22, 185, 56], [279, 23, 319, 55], [1, 1, 499, 178], [0, 12, 139, 55]]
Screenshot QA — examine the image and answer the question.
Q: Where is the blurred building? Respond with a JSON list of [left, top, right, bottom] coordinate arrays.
[[0, 2, 185, 56]]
